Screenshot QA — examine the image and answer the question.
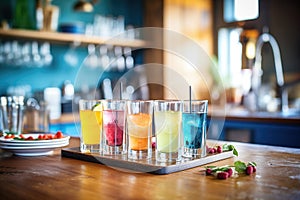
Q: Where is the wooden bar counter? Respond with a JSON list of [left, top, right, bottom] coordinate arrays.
[[0, 137, 299, 200]]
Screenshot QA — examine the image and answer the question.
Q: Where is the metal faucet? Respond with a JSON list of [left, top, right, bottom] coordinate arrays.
[[252, 28, 289, 113]]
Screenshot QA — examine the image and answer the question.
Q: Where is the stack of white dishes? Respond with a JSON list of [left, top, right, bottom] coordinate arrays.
[[0, 134, 70, 156]]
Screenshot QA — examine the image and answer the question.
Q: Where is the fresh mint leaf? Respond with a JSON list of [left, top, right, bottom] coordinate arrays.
[[233, 148, 238, 156], [222, 144, 230, 151], [205, 166, 217, 169], [205, 165, 231, 173], [248, 161, 257, 167], [234, 161, 247, 173], [222, 144, 238, 156], [218, 166, 231, 172], [13, 137, 23, 140]]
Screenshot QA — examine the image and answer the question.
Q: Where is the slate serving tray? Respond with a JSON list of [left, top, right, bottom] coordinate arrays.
[[62, 147, 234, 175]]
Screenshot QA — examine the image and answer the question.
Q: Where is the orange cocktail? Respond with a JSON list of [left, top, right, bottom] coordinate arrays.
[[126, 100, 153, 160], [127, 113, 152, 151]]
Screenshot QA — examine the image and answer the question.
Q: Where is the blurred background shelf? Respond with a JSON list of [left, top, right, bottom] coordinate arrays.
[[0, 29, 147, 47]]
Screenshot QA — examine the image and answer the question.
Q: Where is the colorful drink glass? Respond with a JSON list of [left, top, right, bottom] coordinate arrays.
[[79, 100, 102, 153], [182, 100, 208, 158], [102, 100, 126, 155], [127, 100, 153, 160], [154, 100, 183, 163]]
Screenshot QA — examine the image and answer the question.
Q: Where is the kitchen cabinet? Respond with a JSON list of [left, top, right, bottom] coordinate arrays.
[[207, 111, 300, 148], [0, 0, 166, 100], [0, 29, 147, 47]]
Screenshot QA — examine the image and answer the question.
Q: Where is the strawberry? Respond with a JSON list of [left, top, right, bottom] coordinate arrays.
[[217, 171, 229, 179], [26, 136, 34, 140], [206, 168, 213, 175], [226, 168, 233, 177], [246, 166, 253, 175], [38, 134, 44, 140], [216, 146, 222, 153], [55, 131, 63, 139]]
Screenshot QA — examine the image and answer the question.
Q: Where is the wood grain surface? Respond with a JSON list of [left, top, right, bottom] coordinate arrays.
[[0, 137, 299, 200], [61, 147, 234, 174]]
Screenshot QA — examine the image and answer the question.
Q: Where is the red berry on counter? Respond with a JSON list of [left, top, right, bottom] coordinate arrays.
[[252, 166, 256, 172], [226, 168, 233, 177], [217, 171, 229, 179], [217, 146, 222, 153], [207, 148, 212, 153], [246, 166, 253, 175], [206, 168, 212, 175], [208, 148, 216, 154]]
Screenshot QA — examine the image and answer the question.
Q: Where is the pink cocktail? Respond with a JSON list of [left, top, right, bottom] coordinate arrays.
[[103, 110, 124, 146], [102, 100, 126, 155]]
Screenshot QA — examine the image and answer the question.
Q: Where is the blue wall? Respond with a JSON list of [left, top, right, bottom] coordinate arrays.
[[0, 0, 144, 95]]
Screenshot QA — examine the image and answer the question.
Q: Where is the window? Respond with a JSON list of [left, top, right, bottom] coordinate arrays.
[[224, 0, 259, 22], [218, 27, 243, 87]]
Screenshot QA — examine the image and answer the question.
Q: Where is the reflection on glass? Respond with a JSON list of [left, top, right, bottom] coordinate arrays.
[[224, 0, 259, 22]]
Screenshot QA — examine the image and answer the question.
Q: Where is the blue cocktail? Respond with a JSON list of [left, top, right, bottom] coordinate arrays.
[[182, 100, 208, 158]]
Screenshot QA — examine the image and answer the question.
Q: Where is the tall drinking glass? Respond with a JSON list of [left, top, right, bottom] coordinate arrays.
[[127, 100, 153, 160], [0, 96, 24, 134], [182, 100, 208, 158], [102, 100, 126, 155], [154, 100, 183, 163], [79, 100, 102, 153]]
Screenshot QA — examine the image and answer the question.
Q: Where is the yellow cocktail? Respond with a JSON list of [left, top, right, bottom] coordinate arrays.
[[80, 110, 102, 144], [79, 100, 102, 153]]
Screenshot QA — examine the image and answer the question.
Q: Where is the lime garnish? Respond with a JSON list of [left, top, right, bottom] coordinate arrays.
[[92, 103, 102, 111]]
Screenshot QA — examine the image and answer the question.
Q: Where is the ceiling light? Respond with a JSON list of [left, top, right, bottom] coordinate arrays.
[[73, 0, 98, 12]]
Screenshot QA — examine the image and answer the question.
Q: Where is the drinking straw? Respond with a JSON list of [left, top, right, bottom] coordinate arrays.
[[120, 82, 123, 100], [189, 85, 192, 113]]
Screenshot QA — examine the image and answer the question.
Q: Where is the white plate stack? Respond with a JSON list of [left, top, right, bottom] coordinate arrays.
[[0, 134, 70, 156]]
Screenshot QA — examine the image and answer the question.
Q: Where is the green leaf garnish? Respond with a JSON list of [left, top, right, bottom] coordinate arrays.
[[205, 165, 232, 173], [222, 144, 238, 156], [205, 166, 217, 169], [205, 160, 257, 176], [234, 161, 247, 173], [13, 137, 24, 140], [248, 161, 257, 167]]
